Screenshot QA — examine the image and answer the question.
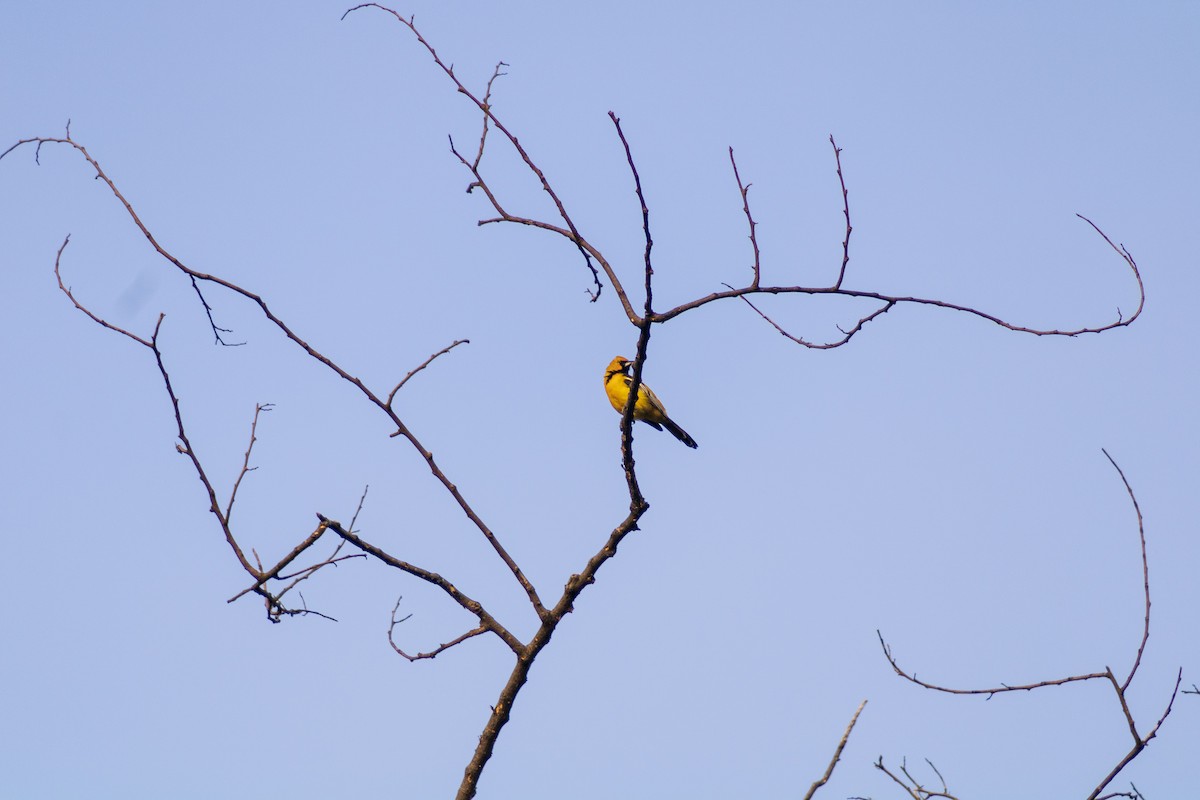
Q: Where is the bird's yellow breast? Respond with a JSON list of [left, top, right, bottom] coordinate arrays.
[[604, 360, 669, 424]]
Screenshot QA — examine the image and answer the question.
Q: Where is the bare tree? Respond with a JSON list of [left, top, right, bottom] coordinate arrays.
[[2, 6, 1175, 799]]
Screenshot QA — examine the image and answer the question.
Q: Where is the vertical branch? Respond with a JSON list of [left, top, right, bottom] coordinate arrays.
[[470, 62, 508, 172], [225, 403, 274, 524], [830, 135, 852, 290], [729, 147, 761, 289], [609, 111, 655, 506], [1102, 448, 1150, 692]]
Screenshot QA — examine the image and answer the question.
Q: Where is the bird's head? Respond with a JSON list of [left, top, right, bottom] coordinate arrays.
[[606, 356, 632, 377]]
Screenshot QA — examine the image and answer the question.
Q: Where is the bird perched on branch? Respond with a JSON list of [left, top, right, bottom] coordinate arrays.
[[603, 356, 698, 449]]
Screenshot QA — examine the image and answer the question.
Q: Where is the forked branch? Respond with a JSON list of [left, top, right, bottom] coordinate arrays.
[[878, 453, 1180, 799]]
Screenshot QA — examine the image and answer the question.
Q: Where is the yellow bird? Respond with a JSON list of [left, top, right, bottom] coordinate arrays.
[[603, 356, 698, 449]]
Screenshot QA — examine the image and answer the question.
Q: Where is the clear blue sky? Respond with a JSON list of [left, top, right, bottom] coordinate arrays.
[[3, 3, 1198, 798]]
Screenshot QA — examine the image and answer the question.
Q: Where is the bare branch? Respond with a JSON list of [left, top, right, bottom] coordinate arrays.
[[54, 236, 152, 347], [729, 284, 895, 349], [273, 547, 366, 605], [655, 211, 1142, 340], [471, 62, 508, 172], [610, 111, 654, 309], [387, 338, 470, 409], [227, 488, 368, 614], [8, 136, 238, 344], [1101, 449, 1150, 692], [830, 135, 853, 289], [728, 147, 761, 289], [605, 111, 657, 507], [342, 4, 610, 305], [879, 630, 1109, 696], [1097, 788, 1145, 800], [859, 756, 960, 800], [276, 553, 364, 583], [225, 403, 273, 524], [285, 591, 338, 623], [387, 597, 489, 661], [348, 484, 370, 532], [59, 239, 260, 578], [802, 700, 867, 800], [318, 514, 525, 655], [226, 521, 329, 604], [1088, 669, 1183, 800], [651, 140, 1143, 347]]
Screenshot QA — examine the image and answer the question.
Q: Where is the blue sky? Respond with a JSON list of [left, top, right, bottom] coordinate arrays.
[[3, 3, 1198, 798]]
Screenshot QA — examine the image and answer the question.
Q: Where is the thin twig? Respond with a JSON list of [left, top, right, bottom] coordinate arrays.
[[728, 147, 761, 289], [387, 339, 469, 409], [879, 630, 1109, 696], [1102, 449, 1150, 693], [728, 284, 895, 349], [830, 135, 853, 289], [862, 757, 960, 800], [387, 597, 489, 661], [226, 403, 274, 524], [471, 62, 508, 172]]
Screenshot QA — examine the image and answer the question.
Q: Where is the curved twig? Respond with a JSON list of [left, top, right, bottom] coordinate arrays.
[[1102, 448, 1150, 693], [879, 630, 1109, 696], [388, 597, 490, 661]]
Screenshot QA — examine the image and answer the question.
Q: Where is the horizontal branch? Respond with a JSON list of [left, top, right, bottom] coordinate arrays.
[[661, 214, 1141, 344], [878, 630, 1109, 697]]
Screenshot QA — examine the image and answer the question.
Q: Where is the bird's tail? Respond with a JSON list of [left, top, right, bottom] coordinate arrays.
[[662, 418, 698, 449]]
